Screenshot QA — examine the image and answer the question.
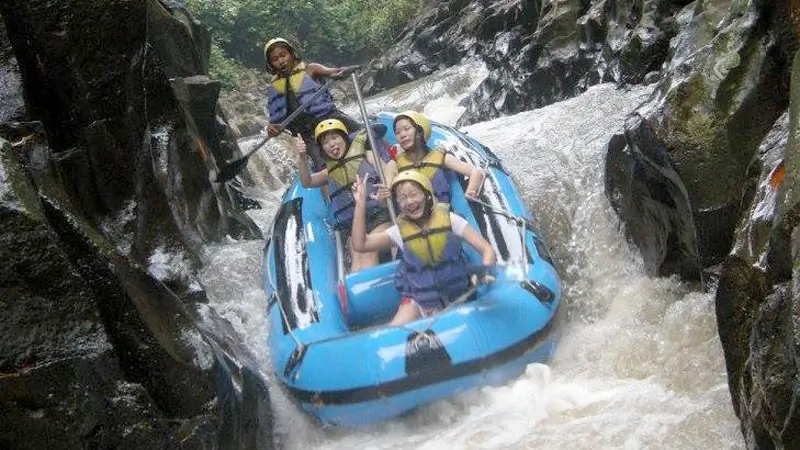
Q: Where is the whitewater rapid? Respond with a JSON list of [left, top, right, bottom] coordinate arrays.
[[199, 60, 743, 450]]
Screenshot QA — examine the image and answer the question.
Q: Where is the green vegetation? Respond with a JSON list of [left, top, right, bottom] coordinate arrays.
[[186, 0, 424, 88]]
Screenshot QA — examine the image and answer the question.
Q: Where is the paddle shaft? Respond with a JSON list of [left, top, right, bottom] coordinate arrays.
[[334, 228, 348, 314], [350, 72, 398, 224]]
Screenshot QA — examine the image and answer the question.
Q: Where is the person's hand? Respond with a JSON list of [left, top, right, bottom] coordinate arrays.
[[465, 189, 478, 200], [373, 184, 391, 202], [294, 136, 307, 156], [330, 67, 345, 78], [351, 173, 369, 205], [470, 266, 496, 286], [267, 123, 282, 137], [470, 273, 496, 286]]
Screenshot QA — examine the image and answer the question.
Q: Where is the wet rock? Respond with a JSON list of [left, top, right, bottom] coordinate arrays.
[[0, 0, 273, 447], [361, 0, 534, 95], [604, 0, 795, 276], [714, 43, 800, 448], [0, 140, 109, 373], [605, 117, 701, 279], [2, 133, 273, 449], [739, 280, 800, 448], [0, 139, 191, 449], [729, 113, 788, 271], [715, 255, 768, 418], [715, 254, 800, 449], [0, 19, 24, 123], [457, 0, 681, 125]]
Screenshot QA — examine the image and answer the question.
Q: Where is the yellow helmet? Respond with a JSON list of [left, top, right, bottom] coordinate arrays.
[[264, 37, 298, 71], [314, 119, 349, 144], [393, 110, 432, 142], [391, 170, 434, 197]]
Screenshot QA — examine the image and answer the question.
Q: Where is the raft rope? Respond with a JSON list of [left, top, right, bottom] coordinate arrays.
[[273, 292, 304, 349], [273, 291, 307, 379], [265, 247, 306, 378], [469, 197, 530, 266]]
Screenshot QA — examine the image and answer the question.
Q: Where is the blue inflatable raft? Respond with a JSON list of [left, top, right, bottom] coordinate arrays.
[[261, 111, 562, 427]]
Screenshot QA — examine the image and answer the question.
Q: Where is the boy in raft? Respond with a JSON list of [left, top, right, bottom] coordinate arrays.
[[351, 170, 496, 325], [294, 119, 392, 272], [265, 37, 362, 170], [385, 111, 484, 203]]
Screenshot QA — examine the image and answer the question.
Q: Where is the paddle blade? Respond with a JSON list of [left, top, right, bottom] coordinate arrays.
[[214, 157, 250, 183]]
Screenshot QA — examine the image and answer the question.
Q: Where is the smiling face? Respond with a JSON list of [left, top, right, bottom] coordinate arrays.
[[394, 181, 428, 220], [268, 45, 295, 74], [320, 131, 348, 159], [394, 118, 419, 151]]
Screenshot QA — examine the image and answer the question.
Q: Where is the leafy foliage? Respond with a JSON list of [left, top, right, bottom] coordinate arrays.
[[186, 0, 424, 71], [208, 43, 251, 89]]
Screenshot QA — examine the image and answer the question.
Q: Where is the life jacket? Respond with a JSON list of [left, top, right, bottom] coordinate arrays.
[[326, 138, 382, 228], [394, 205, 469, 311], [350, 130, 392, 163], [395, 148, 450, 203], [267, 62, 336, 128]]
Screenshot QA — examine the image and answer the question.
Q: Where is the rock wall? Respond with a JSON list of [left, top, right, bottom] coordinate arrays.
[[0, 1, 271, 448], [600, 0, 800, 446]]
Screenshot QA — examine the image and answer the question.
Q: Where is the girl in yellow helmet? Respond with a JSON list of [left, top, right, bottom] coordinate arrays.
[[294, 119, 392, 272], [384, 111, 485, 203], [264, 37, 361, 170], [351, 171, 496, 325]]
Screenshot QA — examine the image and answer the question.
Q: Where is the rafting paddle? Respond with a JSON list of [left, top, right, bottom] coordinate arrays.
[[213, 65, 361, 183]]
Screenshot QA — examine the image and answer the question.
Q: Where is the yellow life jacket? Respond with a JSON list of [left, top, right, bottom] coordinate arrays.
[[267, 62, 335, 125], [395, 148, 446, 180], [270, 62, 307, 95], [398, 204, 453, 266], [396, 204, 469, 308], [326, 143, 367, 188], [395, 148, 451, 203]]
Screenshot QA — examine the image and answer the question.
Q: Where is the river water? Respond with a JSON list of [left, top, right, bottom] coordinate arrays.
[[198, 61, 744, 449]]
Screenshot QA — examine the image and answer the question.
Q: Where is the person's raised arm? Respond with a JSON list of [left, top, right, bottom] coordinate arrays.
[[351, 174, 394, 253], [306, 62, 343, 79], [294, 137, 328, 187], [444, 153, 484, 199]]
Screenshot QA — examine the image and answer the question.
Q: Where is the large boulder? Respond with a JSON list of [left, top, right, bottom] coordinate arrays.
[[0, 19, 23, 123], [458, 0, 684, 125], [604, 118, 701, 279], [361, 0, 538, 95], [0, 1, 272, 448], [604, 0, 796, 276], [713, 45, 800, 449], [358, 0, 686, 126]]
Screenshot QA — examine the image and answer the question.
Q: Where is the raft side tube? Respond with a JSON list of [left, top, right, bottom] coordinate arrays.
[[306, 330, 559, 427], [284, 283, 553, 393], [344, 260, 401, 328], [281, 285, 558, 426]]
